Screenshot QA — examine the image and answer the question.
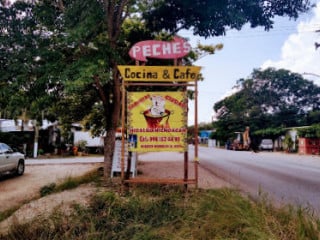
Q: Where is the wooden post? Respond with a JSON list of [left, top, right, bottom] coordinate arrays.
[[194, 78, 199, 188], [125, 151, 132, 180], [184, 151, 188, 190], [121, 82, 126, 181]]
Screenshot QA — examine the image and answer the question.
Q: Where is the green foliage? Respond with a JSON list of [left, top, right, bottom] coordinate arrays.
[[307, 111, 320, 124], [213, 68, 320, 141], [2, 186, 320, 239], [188, 42, 224, 62], [253, 127, 286, 139], [284, 134, 294, 151], [0, 132, 28, 146], [298, 124, 320, 138], [144, 0, 311, 38]]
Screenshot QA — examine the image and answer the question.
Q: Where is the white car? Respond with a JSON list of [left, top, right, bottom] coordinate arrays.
[[259, 139, 274, 151], [0, 142, 25, 176]]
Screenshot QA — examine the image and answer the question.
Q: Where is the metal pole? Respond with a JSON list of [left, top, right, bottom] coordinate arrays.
[[194, 79, 199, 188]]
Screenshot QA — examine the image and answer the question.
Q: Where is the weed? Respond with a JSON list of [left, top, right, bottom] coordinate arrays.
[[40, 183, 56, 197]]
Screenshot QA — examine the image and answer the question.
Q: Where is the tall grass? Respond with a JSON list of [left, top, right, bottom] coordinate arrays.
[[1, 183, 320, 240]]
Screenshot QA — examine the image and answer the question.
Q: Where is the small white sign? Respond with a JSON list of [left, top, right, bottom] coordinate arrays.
[[111, 140, 137, 177]]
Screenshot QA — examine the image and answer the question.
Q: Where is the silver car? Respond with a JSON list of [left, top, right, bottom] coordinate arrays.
[[259, 139, 274, 151], [0, 142, 25, 176]]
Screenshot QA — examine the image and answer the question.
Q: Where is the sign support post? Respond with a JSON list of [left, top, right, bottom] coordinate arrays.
[[194, 78, 199, 188], [121, 76, 126, 181]]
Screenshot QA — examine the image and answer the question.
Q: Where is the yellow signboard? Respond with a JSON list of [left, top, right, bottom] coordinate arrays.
[[127, 91, 187, 152], [118, 65, 201, 82]]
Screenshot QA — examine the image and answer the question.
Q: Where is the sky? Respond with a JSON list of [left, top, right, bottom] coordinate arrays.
[[186, 1, 320, 126]]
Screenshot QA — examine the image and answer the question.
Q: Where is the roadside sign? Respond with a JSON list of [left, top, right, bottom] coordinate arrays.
[[120, 35, 200, 187], [118, 65, 201, 82], [127, 91, 187, 152], [129, 37, 191, 61]]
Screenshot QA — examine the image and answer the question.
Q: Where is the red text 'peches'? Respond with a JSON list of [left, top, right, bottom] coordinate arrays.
[[129, 37, 191, 62]]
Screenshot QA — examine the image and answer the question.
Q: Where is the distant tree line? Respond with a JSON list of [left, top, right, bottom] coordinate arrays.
[[211, 68, 320, 142]]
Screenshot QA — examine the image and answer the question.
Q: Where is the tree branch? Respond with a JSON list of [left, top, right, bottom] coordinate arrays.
[[93, 75, 108, 110], [56, 0, 65, 12], [104, 0, 130, 44]]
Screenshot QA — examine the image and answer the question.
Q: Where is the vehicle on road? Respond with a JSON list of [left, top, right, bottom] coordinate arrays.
[[231, 132, 250, 151], [0, 142, 25, 176], [259, 139, 273, 151]]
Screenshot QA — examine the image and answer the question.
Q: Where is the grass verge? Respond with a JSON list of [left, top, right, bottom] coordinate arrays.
[[1, 183, 320, 240]]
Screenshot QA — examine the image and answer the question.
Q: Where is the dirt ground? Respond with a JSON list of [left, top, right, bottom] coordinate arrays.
[[0, 164, 101, 212], [0, 157, 230, 234]]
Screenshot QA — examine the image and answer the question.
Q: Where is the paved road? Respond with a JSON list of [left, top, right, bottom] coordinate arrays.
[[189, 145, 320, 215]]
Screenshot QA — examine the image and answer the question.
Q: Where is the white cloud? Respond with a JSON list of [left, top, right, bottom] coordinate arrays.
[[262, 2, 320, 84]]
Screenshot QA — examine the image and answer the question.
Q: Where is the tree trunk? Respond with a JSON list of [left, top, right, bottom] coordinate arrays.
[[102, 0, 129, 182], [103, 63, 122, 182], [103, 128, 115, 182]]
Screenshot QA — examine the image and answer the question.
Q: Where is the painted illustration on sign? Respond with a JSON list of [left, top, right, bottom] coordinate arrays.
[[143, 95, 171, 128], [127, 91, 187, 152]]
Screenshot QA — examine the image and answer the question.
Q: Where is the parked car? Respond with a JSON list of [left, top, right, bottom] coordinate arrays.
[[0, 142, 25, 176], [259, 139, 273, 151]]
